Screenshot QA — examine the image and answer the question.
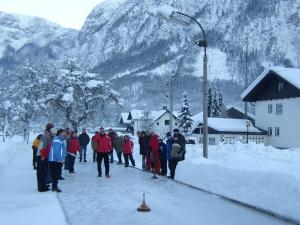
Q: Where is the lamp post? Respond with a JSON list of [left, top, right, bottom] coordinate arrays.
[[155, 8, 208, 158]]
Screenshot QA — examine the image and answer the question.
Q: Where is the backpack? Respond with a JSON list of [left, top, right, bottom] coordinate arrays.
[[91, 139, 97, 151], [170, 143, 182, 160]]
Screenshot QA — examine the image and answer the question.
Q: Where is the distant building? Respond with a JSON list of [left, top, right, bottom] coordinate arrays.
[[242, 66, 300, 148], [191, 112, 266, 145], [119, 109, 178, 136]]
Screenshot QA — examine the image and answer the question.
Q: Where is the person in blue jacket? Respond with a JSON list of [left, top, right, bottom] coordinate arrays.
[[165, 132, 173, 176], [49, 129, 67, 192]]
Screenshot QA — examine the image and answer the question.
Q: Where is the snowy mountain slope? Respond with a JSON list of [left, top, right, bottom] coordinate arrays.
[[1, 0, 300, 111], [0, 11, 78, 65], [76, 0, 300, 110]]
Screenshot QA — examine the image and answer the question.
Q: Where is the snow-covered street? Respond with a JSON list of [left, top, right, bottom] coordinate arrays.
[[0, 137, 295, 225], [58, 161, 293, 225]]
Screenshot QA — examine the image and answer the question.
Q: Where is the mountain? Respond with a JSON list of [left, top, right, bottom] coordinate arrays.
[[77, 0, 300, 111], [1, 0, 300, 113], [0, 11, 78, 69]]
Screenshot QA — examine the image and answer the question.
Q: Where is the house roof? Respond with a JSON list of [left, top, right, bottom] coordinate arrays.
[[226, 105, 255, 119], [120, 112, 131, 124], [130, 109, 178, 122], [192, 117, 262, 133], [241, 67, 300, 100]]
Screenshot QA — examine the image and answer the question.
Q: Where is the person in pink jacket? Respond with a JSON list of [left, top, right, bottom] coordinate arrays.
[[123, 135, 135, 167]]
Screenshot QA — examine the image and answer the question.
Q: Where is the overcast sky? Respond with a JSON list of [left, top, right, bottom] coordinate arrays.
[[0, 0, 105, 29]]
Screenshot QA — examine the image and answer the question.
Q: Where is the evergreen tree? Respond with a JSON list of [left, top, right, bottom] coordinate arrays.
[[211, 90, 219, 117], [207, 87, 213, 117], [218, 92, 227, 117], [142, 109, 153, 132], [177, 92, 193, 136]]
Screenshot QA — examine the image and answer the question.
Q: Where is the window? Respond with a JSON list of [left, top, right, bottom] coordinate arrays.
[[208, 138, 216, 145], [165, 120, 170, 125], [268, 127, 272, 136], [156, 122, 159, 126], [268, 104, 273, 114], [275, 127, 280, 136], [276, 104, 283, 115], [277, 82, 284, 92]]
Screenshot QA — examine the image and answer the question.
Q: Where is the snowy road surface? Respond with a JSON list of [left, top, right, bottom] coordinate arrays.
[[58, 161, 293, 225]]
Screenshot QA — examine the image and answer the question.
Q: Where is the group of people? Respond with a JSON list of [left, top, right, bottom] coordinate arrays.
[[32, 123, 186, 193], [137, 128, 186, 179], [33, 124, 91, 192]]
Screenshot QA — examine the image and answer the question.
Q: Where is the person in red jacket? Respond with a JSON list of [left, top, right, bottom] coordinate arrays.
[[149, 132, 161, 175], [94, 127, 112, 177], [123, 135, 135, 167], [67, 131, 80, 173]]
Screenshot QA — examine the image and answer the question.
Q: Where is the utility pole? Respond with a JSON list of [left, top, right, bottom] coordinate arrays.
[[244, 36, 249, 118], [169, 71, 175, 133]]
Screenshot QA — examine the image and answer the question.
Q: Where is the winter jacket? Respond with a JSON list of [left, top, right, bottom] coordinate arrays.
[[159, 142, 167, 161], [123, 139, 134, 154], [139, 136, 149, 156], [149, 134, 159, 153], [32, 136, 41, 150], [37, 133, 52, 157], [68, 137, 80, 154], [94, 133, 112, 153], [49, 136, 67, 162], [112, 136, 123, 153], [108, 132, 117, 147], [78, 133, 90, 146], [91, 135, 97, 151], [166, 138, 173, 160]]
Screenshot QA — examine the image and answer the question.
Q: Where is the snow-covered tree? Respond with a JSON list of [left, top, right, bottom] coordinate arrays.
[[10, 65, 49, 143], [142, 109, 153, 132], [211, 90, 219, 117], [177, 92, 193, 136], [46, 59, 122, 129], [218, 92, 227, 118]]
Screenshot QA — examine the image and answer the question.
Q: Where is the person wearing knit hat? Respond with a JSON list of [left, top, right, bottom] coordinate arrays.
[[36, 123, 55, 192]]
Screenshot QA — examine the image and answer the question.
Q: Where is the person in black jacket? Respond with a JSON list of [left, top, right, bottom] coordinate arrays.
[[139, 131, 149, 170], [173, 128, 186, 161], [78, 128, 90, 162], [158, 138, 167, 176]]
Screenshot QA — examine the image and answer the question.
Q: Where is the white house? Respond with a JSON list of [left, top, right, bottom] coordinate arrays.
[[122, 109, 178, 136], [191, 112, 266, 145], [242, 66, 300, 148]]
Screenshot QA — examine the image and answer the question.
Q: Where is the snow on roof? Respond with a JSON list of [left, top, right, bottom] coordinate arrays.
[[226, 105, 255, 119], [241, 67, 300, 100], [130, 109, 177, 121], [120, 112, 131, 124], [130, 110, 144, 120], [193, 117, 261, 133]]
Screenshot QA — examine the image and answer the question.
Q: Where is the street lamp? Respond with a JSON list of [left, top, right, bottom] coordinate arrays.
[[153, 6, 208, 158]]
